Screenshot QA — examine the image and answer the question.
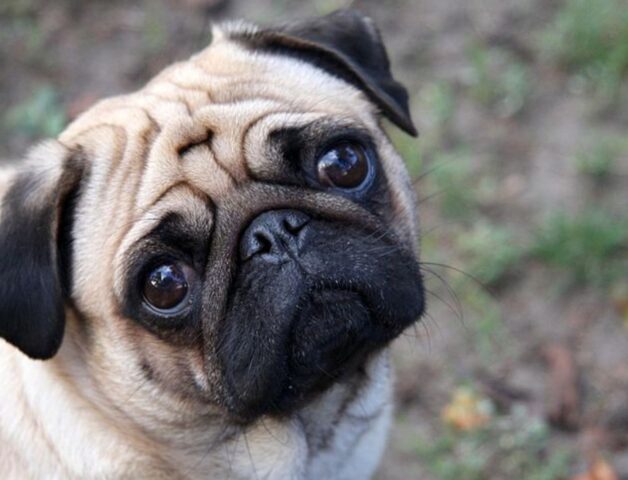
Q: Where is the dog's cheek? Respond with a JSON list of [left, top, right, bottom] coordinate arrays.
[[86, 314, 219, 410]]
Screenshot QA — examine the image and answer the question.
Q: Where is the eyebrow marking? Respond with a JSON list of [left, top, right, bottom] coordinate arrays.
[[234, 110, 293, 184], [240, 111, 335, 185]]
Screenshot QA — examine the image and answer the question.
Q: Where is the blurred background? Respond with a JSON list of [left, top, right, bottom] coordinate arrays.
[[1, 0, 627, 478]]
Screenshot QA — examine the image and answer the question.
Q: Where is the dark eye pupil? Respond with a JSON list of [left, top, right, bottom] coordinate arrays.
[[143, 264, 188, 310], [317, 144, 369, 189]]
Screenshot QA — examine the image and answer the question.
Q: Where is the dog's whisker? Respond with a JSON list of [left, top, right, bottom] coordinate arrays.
[[424, 288, 464, 326], [242, 430, 261, 480], [420, 261, 488, 290], [419, 264, 465, 321]]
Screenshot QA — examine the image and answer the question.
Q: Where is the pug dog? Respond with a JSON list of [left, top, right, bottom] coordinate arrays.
[[0, 9, 424, 480]]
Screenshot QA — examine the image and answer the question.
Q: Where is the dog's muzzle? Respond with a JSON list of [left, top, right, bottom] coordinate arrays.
[[218, 209, 424, 422]]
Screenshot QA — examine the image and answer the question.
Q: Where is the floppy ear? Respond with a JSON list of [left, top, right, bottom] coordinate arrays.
[[226, 9, 417, 136], [0, 140, 84, 359]]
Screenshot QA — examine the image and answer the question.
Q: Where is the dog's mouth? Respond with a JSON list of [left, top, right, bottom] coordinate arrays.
[[216, 217, 424, 423], [284, 288, 374, 404]]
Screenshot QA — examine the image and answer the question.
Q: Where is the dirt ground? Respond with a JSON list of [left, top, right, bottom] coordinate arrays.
[[1, 0, 627, 478]]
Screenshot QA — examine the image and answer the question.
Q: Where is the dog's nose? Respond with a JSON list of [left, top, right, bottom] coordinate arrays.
[[240, 210, 311, 261]]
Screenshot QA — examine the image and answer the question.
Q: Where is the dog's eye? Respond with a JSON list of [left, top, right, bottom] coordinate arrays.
[[143, 263, 191, 311], [316, 143, 373, 191]]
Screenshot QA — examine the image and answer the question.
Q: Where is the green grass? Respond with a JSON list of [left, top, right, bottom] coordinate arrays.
[[388, 129, 424, 179], [466, 43, 531, 118], [574, 136, 627, 179], [531, 211, 627, 287], [456, 222, 525, 286], [4, 85, 67, 139], [542, 0, 628, 98], [0, 15, 51, 65], [430, 151, 477, 220], [0, 0, 36, 16], [417, 404, 572, 480], [459, 280, 506, 364], [142, 4, 168, 55], [313, 0, 347, 15], [421, 81, 456, 131]]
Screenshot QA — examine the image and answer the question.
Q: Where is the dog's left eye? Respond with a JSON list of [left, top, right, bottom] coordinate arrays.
[[316, 143, 373, 191], [142, 262, 192, 312]]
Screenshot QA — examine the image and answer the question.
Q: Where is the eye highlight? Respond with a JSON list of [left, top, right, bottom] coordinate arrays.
[[142, 262, 193, 313], [316, 143, 373, 191]]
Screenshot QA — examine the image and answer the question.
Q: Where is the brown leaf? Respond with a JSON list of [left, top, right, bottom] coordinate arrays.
[[441, 387, 492, 431], [610, 283, 628, 328], [543, 343, 581, 430], [571, 457, 618, 480]]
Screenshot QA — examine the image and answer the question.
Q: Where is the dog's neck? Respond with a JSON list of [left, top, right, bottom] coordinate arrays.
[[0, 316, 392, 479]]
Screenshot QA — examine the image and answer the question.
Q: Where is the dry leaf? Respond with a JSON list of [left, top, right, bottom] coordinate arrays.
[[543, 343, 581, 430], [610, 283, 628, 329], [441, 387, 491, 431], [571, 457, 618, 480]]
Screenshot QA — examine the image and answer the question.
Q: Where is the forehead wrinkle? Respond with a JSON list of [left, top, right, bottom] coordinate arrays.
[[132, 113, 218, 214], [191, 100, 285, 183], [181, 144, 236, 200], [194, 38, 378, 118], [243, 111, 327, 179]]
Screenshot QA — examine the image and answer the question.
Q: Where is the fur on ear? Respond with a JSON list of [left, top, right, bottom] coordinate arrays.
[[224, 9, 418, 136], [0, 141, 84, 359]]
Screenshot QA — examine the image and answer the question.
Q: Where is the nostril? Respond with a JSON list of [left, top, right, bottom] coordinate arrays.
[[240, 210, 311, 262], [241, 229, 274, 261], [254, 232, 273, 254], [283, 212, 310, 236]]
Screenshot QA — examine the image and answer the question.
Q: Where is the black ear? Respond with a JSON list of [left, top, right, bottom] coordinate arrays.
[[227, 9, 417, 136], [0, 141, 84, 359]]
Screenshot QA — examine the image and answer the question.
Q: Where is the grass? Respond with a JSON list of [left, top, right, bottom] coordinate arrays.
[[0, 0, 36, 16], [542, 0, 628, 98], [4, 85, 67, 139], [142, 4, 169, 55], [388, 128, 424, 179], [456, 222, 525, 286], [313, 0, 349, 15], [466, 43, 531, 118], [459, 280, 506, 364], [417, 399, 572, 480], [0, 15, 51, 66], [574, 136, 627, 179], [531, 210, 628, 287], [429, 151, 478, 220], [421, 81, 456, 131]]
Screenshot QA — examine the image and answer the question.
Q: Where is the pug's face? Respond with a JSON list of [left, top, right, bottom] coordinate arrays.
[[0, 11, 424, 425]]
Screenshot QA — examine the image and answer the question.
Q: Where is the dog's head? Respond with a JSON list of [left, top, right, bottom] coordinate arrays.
[[0, 10, 424, 424]]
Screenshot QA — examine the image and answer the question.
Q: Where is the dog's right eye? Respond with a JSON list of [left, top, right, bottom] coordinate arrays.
[[315, 142, 374, 192], [142, 262, 193, 312]]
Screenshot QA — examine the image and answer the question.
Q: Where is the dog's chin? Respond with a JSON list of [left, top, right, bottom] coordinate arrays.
[[290, 289, 371, 379], [222, 287, 384, 424], [219, 279, 423, 424], [285, 289, 375, 403]]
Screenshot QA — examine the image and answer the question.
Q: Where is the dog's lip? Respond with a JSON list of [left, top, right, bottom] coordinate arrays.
[[284, 286, 373, 382]]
